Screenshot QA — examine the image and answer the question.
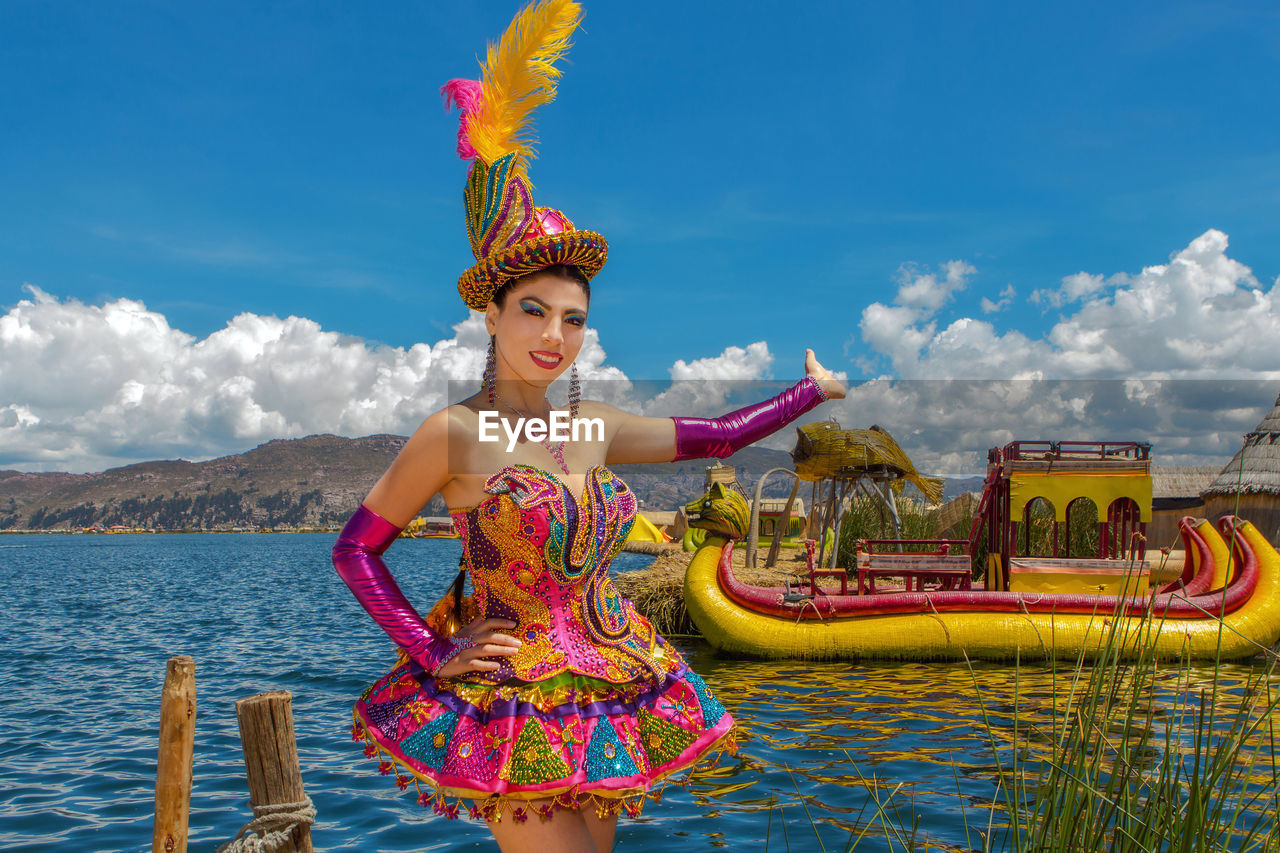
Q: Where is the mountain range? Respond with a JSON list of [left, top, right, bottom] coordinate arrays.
[[0, 434, 982, 531]]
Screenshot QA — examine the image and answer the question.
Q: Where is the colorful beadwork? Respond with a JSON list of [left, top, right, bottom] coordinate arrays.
[[400, 710, 459, 769], [441, 716, 497, 783], [683, 671, 728, 728], [506, 718, 573, 785], [584, 717, 640, 782], [637, 709, 697, 767], [363, 693, 412, 739], [351, 463, 736, 820]]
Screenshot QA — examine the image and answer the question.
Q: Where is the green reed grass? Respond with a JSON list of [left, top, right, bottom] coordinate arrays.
[[763, 558, 1280, 852], [964, 581, 1280, 852], [836, 496, 940, 566]]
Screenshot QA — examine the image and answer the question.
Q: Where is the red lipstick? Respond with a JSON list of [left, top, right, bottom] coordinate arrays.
[[530, 351, 563, 369]]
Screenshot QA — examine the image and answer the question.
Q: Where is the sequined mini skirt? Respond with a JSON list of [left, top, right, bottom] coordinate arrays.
[[350, 654, 737, 822]]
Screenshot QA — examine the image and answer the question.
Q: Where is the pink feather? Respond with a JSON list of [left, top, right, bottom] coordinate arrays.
[[441, 78, 484, 161]]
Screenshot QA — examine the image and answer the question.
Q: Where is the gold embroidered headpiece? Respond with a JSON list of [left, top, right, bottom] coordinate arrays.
[[443, 0, 607, 311]]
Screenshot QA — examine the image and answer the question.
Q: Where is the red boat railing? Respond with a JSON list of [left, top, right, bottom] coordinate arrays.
[[859, 538, 970, 556], [993, 440, 1151, 464]]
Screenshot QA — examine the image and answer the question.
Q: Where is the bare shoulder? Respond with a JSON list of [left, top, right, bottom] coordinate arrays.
[[363, 405, 470, 525], [403, 404, 468, 449], [576, 398, 628, 421], [574, 399, 629, 437]]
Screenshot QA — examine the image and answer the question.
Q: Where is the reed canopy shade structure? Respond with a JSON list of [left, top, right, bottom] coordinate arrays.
[[785, 421, 943, 571], [790, 422, 944, 503], [1203, 390, 1280, 544]]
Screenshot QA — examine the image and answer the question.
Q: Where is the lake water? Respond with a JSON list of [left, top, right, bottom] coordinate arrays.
[[1, 534, 1275, 852]]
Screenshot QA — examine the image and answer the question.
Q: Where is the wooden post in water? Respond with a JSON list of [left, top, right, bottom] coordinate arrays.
[[153, 655, 196, 853], [235, 691, 314, 853]]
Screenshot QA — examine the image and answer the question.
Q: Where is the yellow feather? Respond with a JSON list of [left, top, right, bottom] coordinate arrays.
[[468, 0, 583, 173]]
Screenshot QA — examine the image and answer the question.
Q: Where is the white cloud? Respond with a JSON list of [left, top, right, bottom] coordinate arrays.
[[0, 288, 791, 472], [855, 260, 979, 377], [0, 286, 490, 470], [1030, 271, 1132, 308], [811, 378, 1273, 478], [667, 341, 773, 381], [6, 228, 1277, 476], [620, 341, 779, 418], [894, 260, 975, 314], [980, 284, 1016, 314], [859, 229, 1280, 380]]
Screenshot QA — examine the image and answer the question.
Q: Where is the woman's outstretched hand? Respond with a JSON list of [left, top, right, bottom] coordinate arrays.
[[434, 617, 522, 678], [805, 349, 847, 400]]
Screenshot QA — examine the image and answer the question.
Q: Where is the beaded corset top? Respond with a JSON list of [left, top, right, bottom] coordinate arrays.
[[449, 464, 668, 686]]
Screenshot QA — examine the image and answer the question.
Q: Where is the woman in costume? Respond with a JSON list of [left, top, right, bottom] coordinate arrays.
[[332, 2, 845, 850]]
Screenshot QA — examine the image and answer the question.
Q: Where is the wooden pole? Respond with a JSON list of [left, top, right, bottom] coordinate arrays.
[[747, 474, 764, 569], [764, 474, 801, 569], [816, 477, 836, 568], [153, 655, 196, 853], [807, 480, 818, 539], [235, 691, 314, 853], [881, 478, 902, 546], [830, 479, 853, 569]]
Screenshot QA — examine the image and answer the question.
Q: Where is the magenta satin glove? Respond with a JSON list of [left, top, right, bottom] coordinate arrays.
[[332, 504, 474, 675], [671, 375, 830, 461]]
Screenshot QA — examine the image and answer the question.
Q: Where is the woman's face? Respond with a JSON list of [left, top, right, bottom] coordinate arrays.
[[485, 270, 588, 385]]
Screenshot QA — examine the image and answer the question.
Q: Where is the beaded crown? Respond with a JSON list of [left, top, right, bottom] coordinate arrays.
[[444, 0, 608, 311]]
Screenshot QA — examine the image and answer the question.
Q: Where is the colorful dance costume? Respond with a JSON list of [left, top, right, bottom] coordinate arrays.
[[333, 0, 831, 822], [345, 464, 733, 820]]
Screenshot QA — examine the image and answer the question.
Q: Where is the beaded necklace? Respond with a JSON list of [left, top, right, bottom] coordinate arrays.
[[490, 391, 572, 476]]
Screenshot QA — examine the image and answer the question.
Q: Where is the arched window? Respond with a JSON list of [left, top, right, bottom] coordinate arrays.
[[1105, 497, 1144, 561], [1065, 496, 1100, 558], [1020, 497, 1057, 557]]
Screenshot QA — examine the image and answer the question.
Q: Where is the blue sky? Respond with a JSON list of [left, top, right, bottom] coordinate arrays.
[[3, 1, 1280, 472]]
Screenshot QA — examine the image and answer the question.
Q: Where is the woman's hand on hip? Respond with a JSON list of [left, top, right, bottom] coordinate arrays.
[[433, 617, 522, 678], [805, 349, 847, 400]]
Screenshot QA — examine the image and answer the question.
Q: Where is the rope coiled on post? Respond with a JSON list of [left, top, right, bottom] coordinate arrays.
[[216, 795, 316, 853]]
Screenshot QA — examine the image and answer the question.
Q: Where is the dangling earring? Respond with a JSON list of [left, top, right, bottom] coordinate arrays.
[[483, 337, 496, 407], [568, 362, 580, 419]]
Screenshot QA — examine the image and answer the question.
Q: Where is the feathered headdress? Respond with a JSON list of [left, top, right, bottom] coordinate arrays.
[[444, 0, 607, 311]]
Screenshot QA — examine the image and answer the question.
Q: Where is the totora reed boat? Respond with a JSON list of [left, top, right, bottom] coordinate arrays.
[[682, 441, 1280, 662]]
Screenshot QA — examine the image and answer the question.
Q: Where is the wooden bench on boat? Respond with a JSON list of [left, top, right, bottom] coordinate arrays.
[[806, 538, 974, 596]]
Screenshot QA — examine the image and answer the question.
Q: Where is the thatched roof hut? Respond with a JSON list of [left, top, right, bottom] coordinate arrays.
[[1202, 391, 1280, 544], [1153, 466, 1221, 501], [702, 462, 740, 492], [1147, 466, 1219, 550]]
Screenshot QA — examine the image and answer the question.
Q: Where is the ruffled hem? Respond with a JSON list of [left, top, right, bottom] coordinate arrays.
[[350, 710, 738, 822], [349, 654, 738, 822]]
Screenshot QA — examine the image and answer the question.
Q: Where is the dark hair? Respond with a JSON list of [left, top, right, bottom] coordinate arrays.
[[492, 263, 590, 308]]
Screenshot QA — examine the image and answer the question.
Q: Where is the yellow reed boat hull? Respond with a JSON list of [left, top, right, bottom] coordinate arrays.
[[683, 519, 1280, 662]]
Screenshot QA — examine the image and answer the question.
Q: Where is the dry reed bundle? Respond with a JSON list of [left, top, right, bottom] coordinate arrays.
[[614, 546, 806, 635], [620, 540, 680, 556]]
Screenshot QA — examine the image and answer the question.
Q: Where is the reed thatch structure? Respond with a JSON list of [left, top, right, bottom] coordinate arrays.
[[935, 491, 979, 538], [1147, 465, 1218, 549], [787, 421, 943, 570], [1202, 391, 1280, 544], [791, 422, 943, 502]]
